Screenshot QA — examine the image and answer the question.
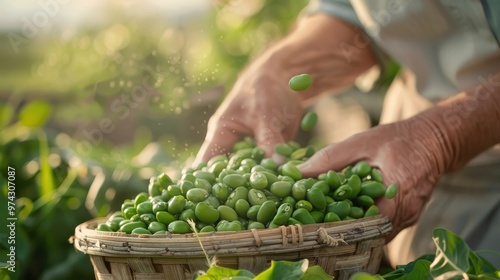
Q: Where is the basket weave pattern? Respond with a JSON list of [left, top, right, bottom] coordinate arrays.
[[73, 215, 391, 280]]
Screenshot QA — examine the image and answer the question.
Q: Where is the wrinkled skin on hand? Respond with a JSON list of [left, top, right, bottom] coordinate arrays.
[[298, 116, 445, 240], [194, 72, 303, 164]]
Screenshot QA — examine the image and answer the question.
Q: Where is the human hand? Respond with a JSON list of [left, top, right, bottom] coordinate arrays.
[[194, 14, 378, 166], [297, 117, 446, 240], [194, 71, 303, 165]]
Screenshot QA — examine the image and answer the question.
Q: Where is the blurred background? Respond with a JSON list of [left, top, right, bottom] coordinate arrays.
[[0, 1, 394, 279]]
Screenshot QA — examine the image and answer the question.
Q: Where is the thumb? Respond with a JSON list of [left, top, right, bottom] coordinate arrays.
[[297, 139, 364, 178]]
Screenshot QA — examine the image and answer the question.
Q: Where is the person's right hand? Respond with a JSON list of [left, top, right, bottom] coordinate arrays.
[[193, 14, 378, 166], [194, 70, 304, 165]]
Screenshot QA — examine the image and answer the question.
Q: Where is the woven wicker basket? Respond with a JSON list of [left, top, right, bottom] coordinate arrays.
[[73, 215, 391, 280]]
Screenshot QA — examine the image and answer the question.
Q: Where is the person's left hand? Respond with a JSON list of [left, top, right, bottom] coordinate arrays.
[[297, 117, 445, 240]]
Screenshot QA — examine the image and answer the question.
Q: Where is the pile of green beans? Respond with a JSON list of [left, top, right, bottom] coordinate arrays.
[[96, 138, 398, 235]]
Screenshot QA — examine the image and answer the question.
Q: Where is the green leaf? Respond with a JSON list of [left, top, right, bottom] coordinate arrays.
[[19, 101, 52, 127], [301, 265, 333, 280], [0, 103, 14, 129], [348, 272, 380, 280], [202, 266, 245, 280], [430, 228, 470, 280], [236, 270, 255, 278], [469, 250, 497, 275], [398, 260, 432, 280], [397, 254, 435, 274], [38, 131, 55, 198], [254, 259, 308, 280]]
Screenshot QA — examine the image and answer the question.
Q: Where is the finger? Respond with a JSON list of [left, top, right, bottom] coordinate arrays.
[[193, 120, 246, 167], [254, 121, 286, 163], [297, 136, 366, 177]]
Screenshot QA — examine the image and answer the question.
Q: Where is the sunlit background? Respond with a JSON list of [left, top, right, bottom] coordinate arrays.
[[0, 1, 395, 279]]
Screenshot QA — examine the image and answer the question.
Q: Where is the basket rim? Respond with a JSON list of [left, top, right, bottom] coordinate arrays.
[[73, 215, 392, 257]]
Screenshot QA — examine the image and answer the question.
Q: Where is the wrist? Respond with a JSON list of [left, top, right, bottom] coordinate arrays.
[[414, 71, 500, 174]]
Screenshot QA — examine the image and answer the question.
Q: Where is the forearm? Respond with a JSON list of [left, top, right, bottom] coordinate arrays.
[[241, 14, 377, 105], [414, 71, 500, 178]]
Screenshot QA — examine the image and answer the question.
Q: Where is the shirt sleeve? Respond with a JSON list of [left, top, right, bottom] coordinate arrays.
[[307, 0, 362, 28]]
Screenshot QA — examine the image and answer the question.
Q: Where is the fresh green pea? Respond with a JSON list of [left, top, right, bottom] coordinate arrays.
[[193, 170, 216, 184], [289, 73, 313, 91], [96, 223, 113, 232], [179, 180, 195, 196], [272, 203, 293, 226], [194, 178, 212, 194], [281, 162, 303, 181], [246, 205, 261, 221], [332, 185, 352, 201], [234, 199, 251, 218], [295, 200, 313, 212], [326, 170, 341, 189], [326, 201, 351, 219], [157, 173, 174, 189], [218, 205, 239, 222], [385, 184, 398, 199], [354, 195, 375, 208], [282, 196, 296, 207], [292, 181, 307, 200], [148, 221, 167, 233], [248, 189, 267, 206], [152, 201, 168, 214], [225, 187, 249, 209], [351, 161, 372, 178], [148, 177, 161, 197], [179, 209, 197, 223], [256, 201, 277, 224], [132, 228, 151, 235], [260, 158, 278, 171], [223, 174, 246, 188], [195, 202, 220, 224], [364, 205, 379, 217], [324, 212, 341, 223], [200, 225, 216, 233], [270, 181, 293, 198], [306, 188, 327, 210], [301, 111, 318, 131], [168, 220, 192, 234], [291, 208, 316, 224], [310, 211, 325, 223], [212, 183, 230, 203], [311, 181, 330, 196], [134, 193, 148, 208], [204, 195, 220, 209], [286, 218, 303, 226], [250, 172, 268, 190], [349, 207, 364, 219], [119, 221, 146, 234], [247, 221, 266, 230], [140, 213, 157, 225], [360, 181, 386, 198], [274, 143, 293, 157], [167, 195, 186, 215], [370, 168, 384, 183], [186, 188, 209, 203], [207, 154, 228, 167], [347, 175, 362, 198]]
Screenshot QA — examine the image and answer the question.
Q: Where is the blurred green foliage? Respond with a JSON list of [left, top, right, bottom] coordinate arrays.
[[0, 0, 308, 279]]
